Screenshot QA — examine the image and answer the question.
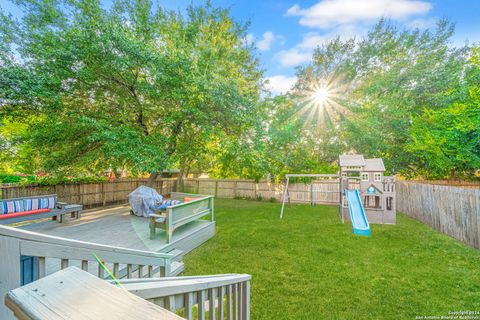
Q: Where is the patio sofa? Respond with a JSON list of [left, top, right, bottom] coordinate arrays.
[[0, 194, 82, 225]]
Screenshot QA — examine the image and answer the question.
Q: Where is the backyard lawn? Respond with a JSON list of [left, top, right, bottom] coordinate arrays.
[[183, 199, 480, 320]]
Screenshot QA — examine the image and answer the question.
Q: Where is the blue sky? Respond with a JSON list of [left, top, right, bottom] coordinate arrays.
[[3, 0, 480, 94]]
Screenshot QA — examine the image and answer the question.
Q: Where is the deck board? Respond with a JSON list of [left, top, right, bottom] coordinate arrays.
[[21, 204, 211, 252]]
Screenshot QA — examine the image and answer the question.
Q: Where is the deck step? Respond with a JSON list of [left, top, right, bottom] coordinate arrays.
[[167, 249, 184, 262], [170, 261, 184, 276]]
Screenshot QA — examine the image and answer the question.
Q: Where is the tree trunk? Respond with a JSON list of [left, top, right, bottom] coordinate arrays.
[[176, 157, 187, 192], [147, 172, 159, 187]]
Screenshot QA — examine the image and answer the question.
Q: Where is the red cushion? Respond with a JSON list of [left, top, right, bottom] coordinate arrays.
[[184, 197, 200, 202], [0, 208, 51, 220]]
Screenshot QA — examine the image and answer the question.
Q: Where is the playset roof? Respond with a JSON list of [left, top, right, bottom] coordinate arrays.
[[339, 154, 365, 167], [364, 158, 386, 172]]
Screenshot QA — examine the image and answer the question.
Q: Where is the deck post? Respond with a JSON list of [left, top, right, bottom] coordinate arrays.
[[0, 236, 21, 320], [210, 196, 215, 222]]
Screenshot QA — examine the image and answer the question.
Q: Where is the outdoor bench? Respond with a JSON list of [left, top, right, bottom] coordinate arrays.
[[149, 192, 214, 242], [0, 194, 82, 225]]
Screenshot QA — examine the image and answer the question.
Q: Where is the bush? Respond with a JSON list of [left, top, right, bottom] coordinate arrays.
[[0, 174, 35, 184], [0, 174, 109, 186]]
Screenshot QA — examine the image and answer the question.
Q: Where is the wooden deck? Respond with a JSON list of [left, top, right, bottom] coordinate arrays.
[[20, 204, 215, 257]]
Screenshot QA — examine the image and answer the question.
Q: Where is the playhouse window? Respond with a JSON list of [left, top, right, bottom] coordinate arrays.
[[374, 173, 382, 181], [361, 173, 369, 181]]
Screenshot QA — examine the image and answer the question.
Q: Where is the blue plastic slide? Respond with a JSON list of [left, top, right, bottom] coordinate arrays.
[[345, 190, 370, 236]]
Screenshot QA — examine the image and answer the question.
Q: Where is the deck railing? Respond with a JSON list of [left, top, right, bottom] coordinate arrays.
[[118, 273, 251, 320], [0, 225, 174, 319]]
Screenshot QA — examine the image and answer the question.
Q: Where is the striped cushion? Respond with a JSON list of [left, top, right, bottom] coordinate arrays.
[[31, 198, 40, 210], [162, 199, 182, 207], [14, 200, 25, 212], [41, 196, 56, 209], [159, 199, 183, 210], [48, 196, 56, 209], [24, 199, 32, 211], [0, 201, 15, 214], [1, 196, 57, 214]]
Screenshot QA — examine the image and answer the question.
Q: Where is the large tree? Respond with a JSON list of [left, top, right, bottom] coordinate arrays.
[[285, 19, 476, 178], [0, 0, 263, 181]]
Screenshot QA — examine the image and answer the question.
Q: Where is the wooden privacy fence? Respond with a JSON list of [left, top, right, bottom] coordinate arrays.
[[181, 179, 339, 204], [0, 178, 340, 208], [0, 179, 176, 209], [396, 181, 480, 249], [2, 178, 480, 249]]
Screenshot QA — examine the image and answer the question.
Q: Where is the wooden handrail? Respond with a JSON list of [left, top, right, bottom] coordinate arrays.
[[117, 274, 251, 320], [0, 225, 175, 319], [0, 225, 173, 260]]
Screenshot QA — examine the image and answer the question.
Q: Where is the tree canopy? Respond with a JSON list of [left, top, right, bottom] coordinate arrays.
[[0, 0, 263, 180], [1, 2, 479, 182]]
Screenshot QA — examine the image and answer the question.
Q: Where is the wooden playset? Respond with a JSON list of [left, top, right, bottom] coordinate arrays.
[[339, 154, 396, 225], [280, 154, 396, 235]]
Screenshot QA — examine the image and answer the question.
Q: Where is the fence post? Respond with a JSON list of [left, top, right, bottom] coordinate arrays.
[[102, 182, 106, 207], [215, 180, 218, 197], [234, 181, 238, 198]]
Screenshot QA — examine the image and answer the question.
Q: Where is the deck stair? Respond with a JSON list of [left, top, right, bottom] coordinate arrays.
[[168, 248, 184, 261], [170, 261, 185, 276]]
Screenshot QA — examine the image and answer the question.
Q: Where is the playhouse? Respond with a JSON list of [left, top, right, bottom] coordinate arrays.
[[339, 154, 396, 224], [280, 154, 396, 235]]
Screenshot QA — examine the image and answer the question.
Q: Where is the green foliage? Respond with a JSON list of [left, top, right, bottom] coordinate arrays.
[[286, 19, 478, 179], [0, 0, 263, 178], [405, 50, 480, 179], [0, 173, 107, 185], [0, 174, 35, 184]]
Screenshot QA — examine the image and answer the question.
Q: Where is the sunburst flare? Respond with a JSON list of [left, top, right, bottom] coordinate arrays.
[[293, 74, 350, 130]]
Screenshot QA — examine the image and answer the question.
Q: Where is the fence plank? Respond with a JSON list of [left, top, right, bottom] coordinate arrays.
[[397, 181, 480, 249]]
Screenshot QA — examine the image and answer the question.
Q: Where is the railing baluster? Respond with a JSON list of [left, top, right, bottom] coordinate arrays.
[[98, 262, 104, 278], [61, 258, 69, 270], [37, 256, 46, 279], [159, 266, 165, 277], [242, 281, 250, 320], [81, 260, 88, 271], [218, 286, 225, 320], [184, 292, 194, 320], [138, 264, 144, 278], [233, 284, 238, 320], [238, 282, 243, 320], [209, 288, 215, 320], [148, 265, 153, 278], [164, 295, 175, 312], [113, 263, 119, 278], [226, 285, 232, 320], [127, 264, 132, 279], [198, 290, 206, 320]]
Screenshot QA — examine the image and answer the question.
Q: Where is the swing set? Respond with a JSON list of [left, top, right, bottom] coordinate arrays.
[[279, 173, 339, 219]]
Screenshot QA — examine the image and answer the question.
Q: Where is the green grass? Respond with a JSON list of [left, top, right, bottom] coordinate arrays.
[[183, 199, 480, 320]]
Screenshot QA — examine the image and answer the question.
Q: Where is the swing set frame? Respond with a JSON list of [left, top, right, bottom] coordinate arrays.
[[279, 174, 339, 219]]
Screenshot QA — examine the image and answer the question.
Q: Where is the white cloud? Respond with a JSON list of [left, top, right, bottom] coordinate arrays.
[[257, 32, 276, 51], [287, 0, 432, 29], [249, 31, 284, 51], [275, 25, 364, 68], [275, 49, 311, 68], [266, 75, 297, 95]]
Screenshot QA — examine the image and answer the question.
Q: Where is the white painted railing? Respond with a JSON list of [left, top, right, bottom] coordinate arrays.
[[0, 225, 174, 319], [119, 274, 252, 320]]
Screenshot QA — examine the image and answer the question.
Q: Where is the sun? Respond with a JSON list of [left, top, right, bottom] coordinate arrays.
[[312, 87, 330, 105], [293, 75, 350, 129]]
